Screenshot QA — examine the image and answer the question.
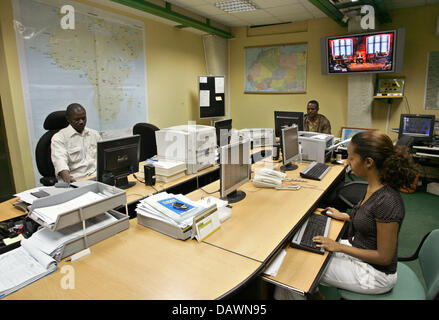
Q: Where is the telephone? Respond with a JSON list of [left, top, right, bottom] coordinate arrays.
[[252, 168, 285, 188], [257, 168, 286, 179]]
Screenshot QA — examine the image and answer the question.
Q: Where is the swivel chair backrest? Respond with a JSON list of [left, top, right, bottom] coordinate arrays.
[[133, 122, 159, 162], [35, 111, 69, 185]]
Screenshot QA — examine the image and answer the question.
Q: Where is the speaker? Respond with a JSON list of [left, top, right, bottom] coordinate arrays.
[[272, 145, 280, 161], [144, 163, 156, 186]]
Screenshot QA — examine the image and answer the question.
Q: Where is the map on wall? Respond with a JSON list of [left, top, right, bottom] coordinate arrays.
[[12, 0, 148, 184], [245, 44, 307, 93], [424, 51, 439, 110]]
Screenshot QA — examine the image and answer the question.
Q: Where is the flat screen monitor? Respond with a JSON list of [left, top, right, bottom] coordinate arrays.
[[274, 111, 304, 138], [321, 29, 405, 75], [281, 125, 299, 172], [398, 114, 435, 144], [219, 139, 251, 204], [214, 118, 232, 147], [97, 135, 140, 189]]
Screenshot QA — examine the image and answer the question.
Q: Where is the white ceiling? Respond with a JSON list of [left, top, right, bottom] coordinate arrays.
[[165, 0, 439, 27]]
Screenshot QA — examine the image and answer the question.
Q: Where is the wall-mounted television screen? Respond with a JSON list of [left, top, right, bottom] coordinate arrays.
[[321, 29, 405, 75]]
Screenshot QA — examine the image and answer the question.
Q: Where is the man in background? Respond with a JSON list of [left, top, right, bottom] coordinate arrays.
[[304, 100, 331, 134], [51, 103, 102, 183]]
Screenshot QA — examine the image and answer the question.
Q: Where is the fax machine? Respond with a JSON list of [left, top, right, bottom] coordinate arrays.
[[155, 124, 217, 174], [298, 131, 334, 164]]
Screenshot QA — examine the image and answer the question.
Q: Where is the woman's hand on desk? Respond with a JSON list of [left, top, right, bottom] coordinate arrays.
[[313, 236, 341, 252], [323, 207, 350, 222]]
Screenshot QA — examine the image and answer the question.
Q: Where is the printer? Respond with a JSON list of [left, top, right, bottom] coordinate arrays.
[[155, 124, 217, 174], [298, 131, 334, 163]]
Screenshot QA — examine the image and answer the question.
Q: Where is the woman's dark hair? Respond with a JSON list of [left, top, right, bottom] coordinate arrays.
[[350, 130, 418, 190]]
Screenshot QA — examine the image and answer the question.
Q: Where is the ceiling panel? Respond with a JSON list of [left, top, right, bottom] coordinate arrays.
[[110, 0, 439, 31]]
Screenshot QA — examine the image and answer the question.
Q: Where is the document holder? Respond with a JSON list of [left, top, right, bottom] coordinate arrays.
[[57, 210, 129, 261], [29, 182, 127, 231], [28, 182, 129, 260]]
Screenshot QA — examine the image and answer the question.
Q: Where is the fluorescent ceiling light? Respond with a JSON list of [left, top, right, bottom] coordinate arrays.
[[215, 0, 258, 13]]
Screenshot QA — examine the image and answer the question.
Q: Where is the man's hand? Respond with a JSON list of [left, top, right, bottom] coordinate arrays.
[[59, 170, 76, 183]]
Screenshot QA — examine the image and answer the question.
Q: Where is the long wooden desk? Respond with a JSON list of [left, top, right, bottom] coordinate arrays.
[[185, 160, 346, 296], [2, 157, 346, 299], [5, 219, 261, 300]]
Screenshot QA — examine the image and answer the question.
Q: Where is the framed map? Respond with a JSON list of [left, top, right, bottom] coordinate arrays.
[[245, 43, 307, 93]]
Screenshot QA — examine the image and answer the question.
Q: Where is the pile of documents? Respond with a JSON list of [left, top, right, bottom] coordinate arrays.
[[24, 212, 118, 261], [136, 192, 206, 229], [142, 159, 187, 183], [31, 191, 105, 227], [153, 160, 187, 182], [0, 239, 57, 298]]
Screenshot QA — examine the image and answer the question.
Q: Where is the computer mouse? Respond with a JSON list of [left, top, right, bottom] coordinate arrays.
[[321, 209, 333, 216], [172, 202, 189, 211], [54, 182, 70, 188]]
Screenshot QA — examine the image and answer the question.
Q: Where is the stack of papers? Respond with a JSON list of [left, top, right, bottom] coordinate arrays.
[[24, 212, 117, 261], [0, 239, 57, 298], [135, 192, 207, 229], [31, 191, 105, 227], [154, 160, 187, 182]]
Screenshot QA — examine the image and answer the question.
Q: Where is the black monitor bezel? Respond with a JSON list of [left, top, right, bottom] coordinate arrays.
[[274, 111, 304, 138], [214, 118, 232, 147], [398, 114, 435, 143], [97, 134, 140, 188]]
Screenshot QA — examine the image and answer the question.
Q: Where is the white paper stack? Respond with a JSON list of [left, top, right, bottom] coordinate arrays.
[[135, 192, 207, 228], [24, 212, 117, 261], [31, 191, 105, 226]]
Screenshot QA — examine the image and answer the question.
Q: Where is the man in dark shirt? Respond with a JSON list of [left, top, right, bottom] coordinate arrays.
[[303, 100, 331, 134]]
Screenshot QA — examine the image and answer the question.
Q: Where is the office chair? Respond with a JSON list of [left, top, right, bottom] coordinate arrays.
[[35, 111, 69, 186], [337, 229, 439, 300], [133, 122, 159, 162], [325, 167, 368, 212]]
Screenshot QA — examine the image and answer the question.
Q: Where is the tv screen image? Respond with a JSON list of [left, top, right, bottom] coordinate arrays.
[[327, 30, 398, 74]]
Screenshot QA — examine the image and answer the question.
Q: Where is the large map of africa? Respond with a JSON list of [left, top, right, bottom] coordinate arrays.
[[13, 0, 148, 184]]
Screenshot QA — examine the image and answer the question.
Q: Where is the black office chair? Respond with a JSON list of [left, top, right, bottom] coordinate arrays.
[[35, 111, 69, 186], [325, 167, 368, 212], [133, 122, 159, 162]]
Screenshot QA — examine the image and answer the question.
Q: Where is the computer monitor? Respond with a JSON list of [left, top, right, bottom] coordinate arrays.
[[280, 125, 299, 172], [398, 114, 436, 144], [219, 139, 251, 204], [214, 118, 232, 147], [97, 135, 140, 189], [274, 111, 304, 138]]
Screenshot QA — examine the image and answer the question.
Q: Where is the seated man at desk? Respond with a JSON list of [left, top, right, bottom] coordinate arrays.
[[303, 100, 331, 134], [51, 103, 102, 183]]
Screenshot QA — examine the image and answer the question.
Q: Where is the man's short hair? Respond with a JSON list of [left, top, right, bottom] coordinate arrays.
[[307, 100, 319, 108], [66, 103, 85, 119]]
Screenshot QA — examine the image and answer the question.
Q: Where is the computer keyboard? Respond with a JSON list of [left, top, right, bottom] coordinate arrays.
[[291, 214, 331, 254], [300, 161, 331, 180]]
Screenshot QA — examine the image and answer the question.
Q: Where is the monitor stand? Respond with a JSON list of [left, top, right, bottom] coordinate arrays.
[[115, 175, 136, 189], [223, 190, 246, 204], [280, 162, 298, 172]]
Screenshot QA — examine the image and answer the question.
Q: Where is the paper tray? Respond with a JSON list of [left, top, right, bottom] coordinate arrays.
[[137, 214, 192, 240], [59, 210, 129, 261], [29, 182, 126, 231]]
